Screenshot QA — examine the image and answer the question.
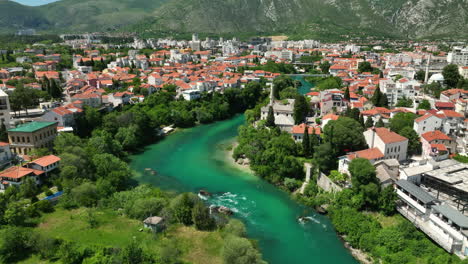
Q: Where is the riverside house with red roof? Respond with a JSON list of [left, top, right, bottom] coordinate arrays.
[[41, 104, 82, 127], [291, 123, 321, 142], [421, 130, 457, 158], [364, 127, 409, 161], [26, 155, 61, 175], [0, 166, 44, 190]]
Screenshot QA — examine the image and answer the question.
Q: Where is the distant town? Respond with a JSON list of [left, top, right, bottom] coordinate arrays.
[[0, 32, 467, 263]]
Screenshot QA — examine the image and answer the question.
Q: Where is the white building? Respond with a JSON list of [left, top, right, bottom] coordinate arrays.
[[395, 180, 468, 258], [448, 47, 468, 66], [260, 99, 295, 132], [182, 90, 201, 101], [379, 78, 421, 106], [364, 127, 408, 161], [414, 113, 444, 135], [0, 90, 11, 128]]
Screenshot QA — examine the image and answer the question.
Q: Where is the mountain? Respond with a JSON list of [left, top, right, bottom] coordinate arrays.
[[0, 0, 50, 33], [1, 0, 468, 39]]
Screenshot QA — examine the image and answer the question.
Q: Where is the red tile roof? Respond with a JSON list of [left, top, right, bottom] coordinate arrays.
[[291, 123, 321, 135], [372, 127, 408, 144], [30, 155, 61, 167], [421, 130, 453, 142], [347, 148, 384, 161], [0, 166, 44, 179]]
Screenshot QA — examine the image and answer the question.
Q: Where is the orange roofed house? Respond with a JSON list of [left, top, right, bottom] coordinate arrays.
[[0, 154, 60, 190], [0, 166, 44, 190], [421, 130, 457, 158]]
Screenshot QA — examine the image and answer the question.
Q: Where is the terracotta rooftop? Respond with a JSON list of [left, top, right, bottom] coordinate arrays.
[[372, 127, 408, 144], [421, 130, 453, 142], [347, 148, 384, 161], [30, 155, 61, 167]]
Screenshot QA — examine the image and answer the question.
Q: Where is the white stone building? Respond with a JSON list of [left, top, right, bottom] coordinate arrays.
[[364, 127, 408, 161]]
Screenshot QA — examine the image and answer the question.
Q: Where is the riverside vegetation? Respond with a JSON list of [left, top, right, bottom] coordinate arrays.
[[0, 82, 266, 264], [233, 75, 468, 264]]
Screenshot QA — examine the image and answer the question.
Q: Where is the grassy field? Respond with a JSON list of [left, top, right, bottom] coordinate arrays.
[[27, 208, 224, 264]]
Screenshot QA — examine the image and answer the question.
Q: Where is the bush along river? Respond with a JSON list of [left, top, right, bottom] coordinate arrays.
[[130, 115, 357, 264]]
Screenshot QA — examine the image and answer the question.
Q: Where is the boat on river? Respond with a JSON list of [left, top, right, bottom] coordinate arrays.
[[144, 168, 157, 175]]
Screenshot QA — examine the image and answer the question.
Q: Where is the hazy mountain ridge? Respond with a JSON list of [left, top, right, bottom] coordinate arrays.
[[1, 0, 467, 39]]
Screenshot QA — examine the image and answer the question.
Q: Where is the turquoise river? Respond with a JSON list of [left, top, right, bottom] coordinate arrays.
[[130, 115, 358, 264]]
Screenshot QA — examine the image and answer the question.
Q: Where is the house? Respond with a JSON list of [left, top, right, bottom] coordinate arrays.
[[8, 121, 58, 155], [71, 93, 102, 108], [375, 159, 400, 187], [0, 166, 44, 190], [291, 123, 320, 142], [380, 78, 421, 106], [26, 155, 60, 175], [182, 90, 201, 101], [414, 113, 444, 135], [260, 99, 295, 132], [143, 216, 165, 232], [439, 110, 465, 136], [108, 92, 133, 107], [338, 147, 385, 174], [421, 130, 457, 158], [321, 113, 339, 129], [364, 127, 409, 161], [41, 105, 81, 127], [435, 102, 456, 111]]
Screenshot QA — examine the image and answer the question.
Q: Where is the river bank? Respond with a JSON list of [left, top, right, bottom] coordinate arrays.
[[224, 138, 373, 264], [130, 115, 357, 264]]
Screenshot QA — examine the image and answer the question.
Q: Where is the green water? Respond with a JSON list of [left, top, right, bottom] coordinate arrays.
[[130, 115, 357, 264], [291, 75, 315, 95]]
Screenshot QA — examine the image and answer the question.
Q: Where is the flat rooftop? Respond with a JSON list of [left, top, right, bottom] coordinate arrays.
[[424, 163, 468, 194], [8, 121, 57, 133]]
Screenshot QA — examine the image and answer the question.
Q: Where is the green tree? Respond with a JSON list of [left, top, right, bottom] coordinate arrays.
[[344, 86, 350, 101], [323, 117, 367, 156], [389, 112, 417, 134], [222, 235, 266, 264], [302, 126, 311, 157], [313, 143, 336, 173], [395, 97, 413, 108], [415, 70, 426, 81], [358, 61, 373, 73], [379, 186, 397, 215], [293, 95, 309, 125], [349, 158, 378, 191], [371, 87, 382, 106], [442, 64, 461, 88], [192, 201, 215, 231], [71, 182, 100, 207], [49, 79, 62, 98], [320, 61, 331, 74], [121, 240, 145, 264], [225, 219, 247, 237], [19, 177, 38, 199], [0, 227, 31, 263], [375, 118, 384, 128], [364, 116, 374, 128], [0, 123, 7, 142], [171, 193, 195, 225], [417, 99, 431, 110], [423, 82, 443, 98], [399, 127, 422, 156], [265, 106, 275, 128]]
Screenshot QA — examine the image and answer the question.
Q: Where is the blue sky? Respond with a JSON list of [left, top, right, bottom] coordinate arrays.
[[11, 0, 59, 6]]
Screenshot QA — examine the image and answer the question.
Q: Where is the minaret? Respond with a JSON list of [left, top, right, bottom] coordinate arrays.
[[269, 85, 274, 106], [424, 55, 431, 84]]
